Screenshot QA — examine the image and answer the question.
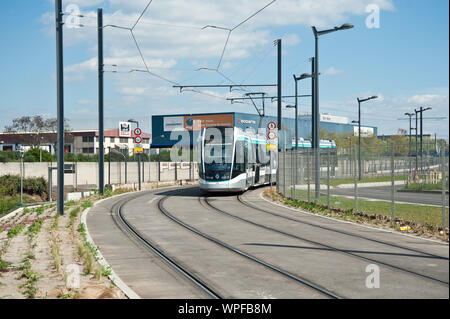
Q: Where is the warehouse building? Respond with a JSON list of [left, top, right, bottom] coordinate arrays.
[[151, 112, 377, 148]]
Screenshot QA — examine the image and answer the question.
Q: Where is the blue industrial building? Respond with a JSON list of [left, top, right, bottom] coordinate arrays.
[[151, 112, 377, 148]]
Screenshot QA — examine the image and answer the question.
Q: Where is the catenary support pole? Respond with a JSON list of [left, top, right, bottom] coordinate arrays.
[[98, 8, 104, 195], [55, 0, 65, 214], [276, 39, 282, 192]]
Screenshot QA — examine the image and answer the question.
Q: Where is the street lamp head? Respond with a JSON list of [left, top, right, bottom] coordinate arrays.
[[338, 23, 354, 30], [299, 73, 313, 80], [285, 105, 296, 109], [351, 120, 359, 124], [370, 95, 378, 100], [424, 107, 432, 111]]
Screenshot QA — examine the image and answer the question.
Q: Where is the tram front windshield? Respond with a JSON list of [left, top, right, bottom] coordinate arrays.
[[203, 127, 233, 181]]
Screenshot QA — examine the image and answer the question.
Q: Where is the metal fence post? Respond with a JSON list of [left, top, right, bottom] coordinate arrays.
[[354, 144, 358, 213], [291, 149, 294, 199], [442, 149, 447, 228], [283, 133, 286, 197], [327, 148, 330, 209], [48, 167, 52, 203], [294, 149, 297, 201], [391, 143, 395, 220], [158, 148, 161, 182], [307, 149, 311, 203]]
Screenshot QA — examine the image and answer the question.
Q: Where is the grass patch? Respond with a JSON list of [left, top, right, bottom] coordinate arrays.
[[403, 182, 449, 192], [294, 189, 448, 227], [327, 175, 406, 187], [266, 189, 448, 241]]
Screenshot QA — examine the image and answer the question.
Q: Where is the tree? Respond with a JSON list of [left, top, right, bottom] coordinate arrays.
[[4, 116, 46, 147], [4, 116, 71, 152]]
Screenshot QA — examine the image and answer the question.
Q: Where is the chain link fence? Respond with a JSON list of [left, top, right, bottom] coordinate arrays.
[[277, 143, 449, 228]]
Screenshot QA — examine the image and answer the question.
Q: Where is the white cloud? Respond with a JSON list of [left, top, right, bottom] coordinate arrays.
[[324, 67, 344, 76], [407, 94, 447, 106]]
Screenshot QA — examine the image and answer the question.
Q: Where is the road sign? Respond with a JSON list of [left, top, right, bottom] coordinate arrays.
[[267, 121, 277, 130], [134, 147, 143, 153], [134, 136, 143, 144], [268, 131, 277, 140], [134, 127, 142, 136], [64, 164, 76, 174]]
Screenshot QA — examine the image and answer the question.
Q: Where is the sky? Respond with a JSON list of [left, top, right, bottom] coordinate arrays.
[[0, 0, 448, 139]]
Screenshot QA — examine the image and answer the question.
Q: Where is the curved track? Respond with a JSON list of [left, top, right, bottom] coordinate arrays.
[[89, 186, 449, 299], [157, 191, 341, 299], [117, 194, 223, 299], [203, 193, 448, 286]]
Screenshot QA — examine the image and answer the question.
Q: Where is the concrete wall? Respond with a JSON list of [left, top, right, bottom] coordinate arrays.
[[0, 161, 199, 188]]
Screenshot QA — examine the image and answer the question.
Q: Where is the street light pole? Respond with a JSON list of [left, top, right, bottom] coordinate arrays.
[[414, 107, 432, 173], [404, 113, 414, 157], [354, 96, 378, 180], [311, 23, 354, 197]]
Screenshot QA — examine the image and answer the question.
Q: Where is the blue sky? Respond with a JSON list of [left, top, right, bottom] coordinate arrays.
[[0, 0, 448, 139]]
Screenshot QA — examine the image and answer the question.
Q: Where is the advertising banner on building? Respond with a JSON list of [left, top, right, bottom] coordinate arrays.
[[119, 122, 131, 137], [163, 116, 184, 131], [163, 114, 234, 132], [354, 126, 374, 137]]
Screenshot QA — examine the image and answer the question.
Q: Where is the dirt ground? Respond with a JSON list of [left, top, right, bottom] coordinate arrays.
[[0, 196, 126, 299]]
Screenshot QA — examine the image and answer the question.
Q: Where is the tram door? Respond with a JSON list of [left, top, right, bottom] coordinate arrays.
[[244, 140, 252, 187]]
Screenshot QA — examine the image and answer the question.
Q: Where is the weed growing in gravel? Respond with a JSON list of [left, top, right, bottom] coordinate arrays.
[[27, 218, 43, 240], [18, 256, 43, 299], [81, 201, 92, 210], [7, 225, 24, 238], [35, 207, 44, 216]]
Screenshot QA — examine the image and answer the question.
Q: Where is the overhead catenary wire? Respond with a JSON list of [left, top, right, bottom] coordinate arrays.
[[75, 1, 279, 109]]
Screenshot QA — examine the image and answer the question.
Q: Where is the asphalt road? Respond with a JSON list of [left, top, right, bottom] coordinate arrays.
[[86, 186, 448, 299], [329, 186, 449, 206]]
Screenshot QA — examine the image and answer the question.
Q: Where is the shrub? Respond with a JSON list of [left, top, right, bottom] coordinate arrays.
[[0, 175, 47, 197]]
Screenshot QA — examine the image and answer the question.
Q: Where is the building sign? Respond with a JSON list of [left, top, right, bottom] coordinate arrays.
[[354, 126, 374, 137], [184, 114, 234, 131], [163, 114, 234, 132], [119, 122, 131, 137], [237, 118, 256, 125], [163, 116, 184, 131], [320, 114, 349, 124]]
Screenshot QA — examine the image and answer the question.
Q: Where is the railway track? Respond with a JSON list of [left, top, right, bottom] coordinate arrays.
[[115, 192, 223, 299], [110, 186, 448, 298], [157, 189, 342, 299], [200, 190, 448, 286]]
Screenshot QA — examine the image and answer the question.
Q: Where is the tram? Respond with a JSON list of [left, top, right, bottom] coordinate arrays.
[[198, 127, 336, 193], [198, 126, 277, 192]]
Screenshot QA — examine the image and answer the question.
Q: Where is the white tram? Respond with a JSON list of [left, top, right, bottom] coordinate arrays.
[[198, 127, 337, 193]]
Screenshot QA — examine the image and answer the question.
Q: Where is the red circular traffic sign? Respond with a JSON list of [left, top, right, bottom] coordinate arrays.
[[134, 136, 143, 144], [268, 131, 277, 140], [134, 128, 142, 136], [267, 121, 277, 130]]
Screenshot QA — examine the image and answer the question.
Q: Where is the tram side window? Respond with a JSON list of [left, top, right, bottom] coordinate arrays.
[[232, 140, 246, 178]]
